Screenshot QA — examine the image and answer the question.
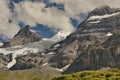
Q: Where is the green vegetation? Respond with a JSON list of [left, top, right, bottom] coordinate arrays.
[[52, 69, 120, 80], [0, 68, 61, 80], [0, 68, 120, 80]]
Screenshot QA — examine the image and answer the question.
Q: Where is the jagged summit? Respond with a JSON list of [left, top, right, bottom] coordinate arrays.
[[89, 5, 120, 17], [14, 25, 31, 37], [76, 6, 120, 34], [3, 25, 41, 47]]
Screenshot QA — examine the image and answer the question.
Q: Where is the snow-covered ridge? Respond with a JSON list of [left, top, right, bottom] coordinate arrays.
[[88, 12, 120, 21], [51, 31, 71, 41]]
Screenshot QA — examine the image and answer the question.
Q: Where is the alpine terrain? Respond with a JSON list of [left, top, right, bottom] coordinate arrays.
[[0, 5, 120, 80]]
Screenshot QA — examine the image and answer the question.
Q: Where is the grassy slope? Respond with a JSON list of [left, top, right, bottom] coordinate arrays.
[[0, 68, 120, 80], [0, 68, 61, 80], [52, 69, 120, 80]]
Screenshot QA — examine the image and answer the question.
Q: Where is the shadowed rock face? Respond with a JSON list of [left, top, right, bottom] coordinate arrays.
[[10, 53, 43, 70], [10, 52, 55, 70], [3, 25, 41, 47], [50, 34, 99, 68], [0, 53, 12, 69], [64, 32, 120, 73]]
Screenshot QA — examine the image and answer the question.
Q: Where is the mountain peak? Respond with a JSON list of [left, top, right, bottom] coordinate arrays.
[[89, 5, 120, 17], [3, 25, 41, 47]]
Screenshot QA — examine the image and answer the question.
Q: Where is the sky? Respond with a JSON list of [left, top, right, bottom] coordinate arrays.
[[0, 0, 120, 41]]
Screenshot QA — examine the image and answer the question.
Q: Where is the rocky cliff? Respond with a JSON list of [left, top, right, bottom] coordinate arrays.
[[3, 25, 41, 47], [65, 31, 120, 73]]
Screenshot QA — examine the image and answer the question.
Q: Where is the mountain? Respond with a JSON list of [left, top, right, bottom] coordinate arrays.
[[3, 25, 41, 47], [65, 31, 120, 73], [50, 6, 120, 73], [9, 6, 120, 72], [0, 6, 120, 75]]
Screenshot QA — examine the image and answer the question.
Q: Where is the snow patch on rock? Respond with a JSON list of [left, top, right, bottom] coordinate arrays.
[[88, 12, 120, 21]]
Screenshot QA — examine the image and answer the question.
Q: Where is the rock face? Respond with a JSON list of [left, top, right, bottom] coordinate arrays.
[[10, 53, 43, 70], [50, 34, 99, 68], [65, 31, 120, 73], [77, 6, 120, 34], [52, 6, 120, 73], [3, 25, 41, 47], [10, 52, 54, 70], [0, 53, 11, 69]]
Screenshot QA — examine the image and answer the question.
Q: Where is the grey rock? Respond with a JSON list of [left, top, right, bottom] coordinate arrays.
[[65, 32, 120, 73], [3, 25, 41, 47], [0, 53, 10, 69]]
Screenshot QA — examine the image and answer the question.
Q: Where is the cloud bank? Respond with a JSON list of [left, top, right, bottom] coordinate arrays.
[[0, 0, 19, 41], [0, 0, 120, 40], [12, 1, 74, 32]]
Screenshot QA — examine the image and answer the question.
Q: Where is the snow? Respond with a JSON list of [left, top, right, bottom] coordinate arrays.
[[7, 54, 16, 69], [41, 63, 48, 67], [6, 47, 39, 69], [88, 12, 120, 21], [0, 49, 14, 55], [88, 21, 100, 23], [51, 31, 71, 41], [0, 42, 3, 47], [106, 32, 113, 37], [55, 64, 71, 72], [48, 52, 55, 55], [0, 31, 69, 69], [0, 40, 55, 69], [54, 44, 60, 48]]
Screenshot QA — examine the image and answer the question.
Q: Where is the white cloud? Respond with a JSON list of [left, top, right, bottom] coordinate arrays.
[[0, 0, 20, 40], [11, 1, 74, 32], [50, 0, 120, 18], [1, 0, 120, 40]]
